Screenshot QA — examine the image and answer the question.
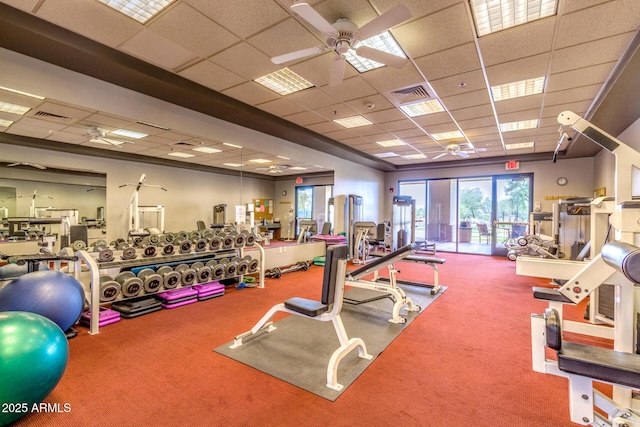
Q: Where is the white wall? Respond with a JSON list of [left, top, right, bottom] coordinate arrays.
[[384, 157, 595, 221]]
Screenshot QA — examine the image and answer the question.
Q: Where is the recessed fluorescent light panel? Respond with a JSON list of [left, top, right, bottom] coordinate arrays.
[[192, 147, 222, 154], [97, 0, 174, 24], [255, 68, 314, 96], [402, 154, 426, 159], [223, 163, 245, 167], [500, 119, 539, 132], [0, 86, 45, 100], [470, 0, 558, 37], [333, 115, 373, 128], [313, 165, 324, 168], [249, 159, 272, 164], [168, 152, 194, 158], [491, 77, 545, 101], [376, 139, 406, 147], [345, 32, 406, 72], [277, 156, 291, 160], [0, 119, 14, 127], [374, 152, 399, 158], [222, 142, 243, 149], [431, 130, 464, 141], [111, 129, 148, 139], [0, 101, 30, 115], [400, 99, 445, 117], [288, 166, 307, 170], [506, 141, 535, 150]]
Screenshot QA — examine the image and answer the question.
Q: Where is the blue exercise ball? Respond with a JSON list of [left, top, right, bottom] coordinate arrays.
[[0, 263, 48, 280], [0, 311, 69, 426], [0, 270, 85, 331]]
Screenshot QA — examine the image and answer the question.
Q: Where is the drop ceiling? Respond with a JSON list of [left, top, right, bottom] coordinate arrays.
[[0, 0, 639, 177]]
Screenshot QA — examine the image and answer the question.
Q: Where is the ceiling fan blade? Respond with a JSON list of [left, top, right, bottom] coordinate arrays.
[[102, 138, 130, 146], [31, 163, 47, 170], [457, 151, 470, 158], [272, 46, 327, 64], [357, 4, 412, 41], [328, 55, 346, 87], [7, 163, 20, 167], [291, 2, 337, 35], [355, 46, 409, 69], [433, 153, 448, 160]]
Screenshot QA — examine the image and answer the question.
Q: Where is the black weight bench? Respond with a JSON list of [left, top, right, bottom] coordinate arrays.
[[367, 246, 446, 293], [229, 244, 372, 391], [545, 308, 640, 389]]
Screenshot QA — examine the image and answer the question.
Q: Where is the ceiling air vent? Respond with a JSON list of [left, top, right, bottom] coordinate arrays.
[[171, 141, 196, 146], [389, 85, 431, 105], [458, 143, 472, 150], [34, 111, 74, 123]]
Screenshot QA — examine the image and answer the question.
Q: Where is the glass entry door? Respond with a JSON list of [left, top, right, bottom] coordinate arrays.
[[491, 175, 533, 256]]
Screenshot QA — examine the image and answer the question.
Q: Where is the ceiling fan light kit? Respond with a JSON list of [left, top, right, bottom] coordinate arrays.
[[274, 3, 412, 86]]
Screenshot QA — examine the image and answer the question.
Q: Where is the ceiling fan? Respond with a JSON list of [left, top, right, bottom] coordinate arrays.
[[256, 164, 289, 174], [272, 3, 412, 86], [432, 144, 486, 160], [7, 162, 47, 170], [85, 126, 131, 147]]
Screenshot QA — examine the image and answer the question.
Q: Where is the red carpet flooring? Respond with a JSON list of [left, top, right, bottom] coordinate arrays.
[[10, 253, 598, 426]]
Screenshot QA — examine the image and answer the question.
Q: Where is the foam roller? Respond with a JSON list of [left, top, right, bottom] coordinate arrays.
[[115, 271, 142, 297], [100, 275, 121, 302]]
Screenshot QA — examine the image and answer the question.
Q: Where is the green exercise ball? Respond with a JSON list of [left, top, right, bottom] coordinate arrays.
[[0, 311, 69, 426]]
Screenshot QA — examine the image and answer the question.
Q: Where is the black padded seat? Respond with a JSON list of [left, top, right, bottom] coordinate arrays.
[[284, 298, 330, 317], [545, 308, 640, 389], [532, 286, 573, 303]]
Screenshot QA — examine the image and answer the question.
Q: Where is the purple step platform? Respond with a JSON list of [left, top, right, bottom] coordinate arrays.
[[80, 307, 121, 327], [161, 298, 198, 309], [156, 287, 198, 304]]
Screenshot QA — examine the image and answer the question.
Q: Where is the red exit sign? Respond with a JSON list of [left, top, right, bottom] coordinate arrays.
[[505, 160, 520, 170], [295, 177, 303, 184]]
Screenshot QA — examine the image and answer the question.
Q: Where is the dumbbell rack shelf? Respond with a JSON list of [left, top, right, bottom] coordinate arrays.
[[72, 243, 266, 335]]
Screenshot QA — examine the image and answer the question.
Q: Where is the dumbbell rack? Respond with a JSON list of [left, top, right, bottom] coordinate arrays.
[[71, 243, 266, 335]]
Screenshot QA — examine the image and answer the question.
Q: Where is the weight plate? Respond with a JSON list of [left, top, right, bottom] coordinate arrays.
[[180, 268, 196, 286], [209, 236, 222, 251], [191, 262, 204, 270], [163, 271, 181, 289], [225, 262, 238, 277], [177, 231, 188, 239], [143, 273, 163, 293], [121, 277, 142, 297], [245, 233, 257, 246], [222, 236, 234, 249], [116, 242, 129, 250], [179, 240, 192, 253], [242, 255, 252, 262], [190, 230, 201, 239], [164, 233, 175, 243], [157, 266, 173, 275], [143, 245, 157, 257], [248, 259, 259, 273], [72, 240, 87, 251], [231, 257, 242, 263], [162, 243, 175, 255], [237, 261, 249, 275], [174, 264, 189, 272], [99, 276, 121, 302], [196, 266, 212, 283], [234, 234, 246, 247], [121, 247, 137, 260], [217, 258, 230, 265], [97, 249, 114, 262], [115, 271, 135, 282], [149, 234, 161, 244], [211, 264, 225, 280], [205, 259, 218, 268]]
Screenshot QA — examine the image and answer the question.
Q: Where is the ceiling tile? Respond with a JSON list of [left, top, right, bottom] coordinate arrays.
[[313, 103, 359, 121], [184, 0, 289, 39], [485, 53, 551, 87], [305, 121, 343, 134], [149, 3, 240, 57], [26, 101, 94, 123], [37, 0, 140, 48], [179, 60, 246, 92], [321, 76, 378, 102], [377, 119, 416, 132], [288, 53, 359, 87], [283, 110, 326, 126], [541, 100, 592, 119], [371, 0, 464, 19], [546, 62, 616, 93], [411, 112, 456, 127], [82, 113, 135, 129], [440, 89, 492, 111], [362, 108, 407, 124], [550, 33, 636, 74], [119, 29, 199, 71], [544, 84, 602, 107], [344, 94, 395, 114], [287, 88, 339, 110], [555, 0, 640, 49], [222, 81, 281, 106], [497, 108, 542, 123], [479, 17, 556, 66], [360, 64, 425, 94], [458, 115, 499, 130], [449, 104, 494, 121], [210, 42, 280, 81], [1, 0, 39, 11], [494, 94, 544, 115], [415, 43, 481, 81], [393, 3, 474, 58], [256, 98, 306, 117], [340, 136, 372, 147], [429, 69, 487, 98], [392, 127, 427, 139], [248, 17, 326, 58], [561, 0, 610, 14]]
